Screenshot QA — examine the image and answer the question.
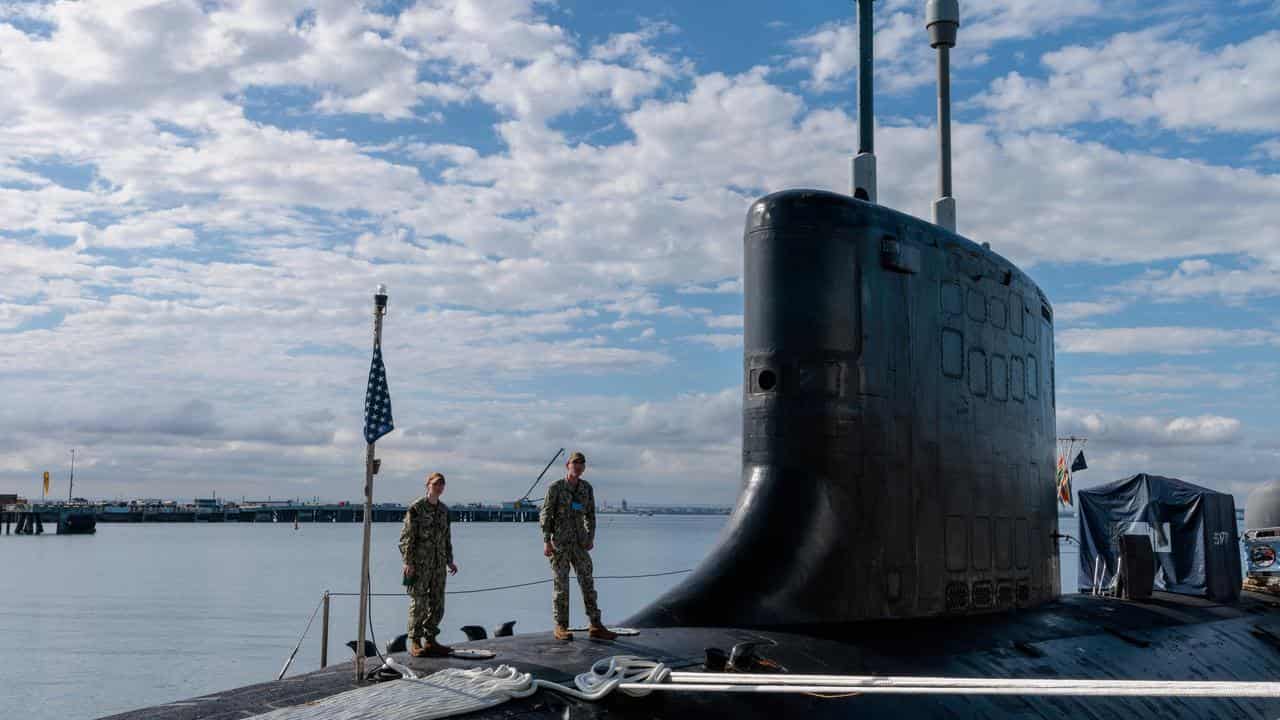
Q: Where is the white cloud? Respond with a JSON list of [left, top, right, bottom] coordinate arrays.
[[0, 303, 47, 331], [2, 0, 1278, 506], [975, 26, 1280, 132], [788, 0, 1104, 93], [1176, 259, 1212, 275], [937, 128, 1280, 267], [681, 333, 742, 350], [959, 0, 1107, 46], [1050, 406, 1280, 498], [1054, 299, 1129, 323], [788, 9, 938, 94], [703, 314, 744, 329], [84, 211, 198, 249], [477, 55, 666, 121], [677, 278, 742, 295], [1057, 326, 1278, 354], [1059, 408, 1242, 446], [395, 0, 567, 67], [1126, 258, 1280, 302], [1073, 364, 1260, 392], [0, 0, 673, 131]]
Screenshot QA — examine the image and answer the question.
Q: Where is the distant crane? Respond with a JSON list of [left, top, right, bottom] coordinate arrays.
[[515, 448, 564, 509]]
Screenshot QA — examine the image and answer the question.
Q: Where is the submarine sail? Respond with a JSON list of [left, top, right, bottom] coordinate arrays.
[[632, 192, 1059, 627], [632, 0, 1056, 628]]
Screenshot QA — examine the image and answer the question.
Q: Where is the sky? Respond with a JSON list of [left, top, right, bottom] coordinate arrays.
[[1, 0, 1278, 507]]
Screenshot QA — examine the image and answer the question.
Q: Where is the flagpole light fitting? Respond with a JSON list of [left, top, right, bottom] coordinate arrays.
[[374, 284, 388, 310]]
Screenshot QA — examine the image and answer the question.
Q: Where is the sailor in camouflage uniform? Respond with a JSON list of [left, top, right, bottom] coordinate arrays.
[[400, 472, 458, 657], [540, 451, 618, 640]]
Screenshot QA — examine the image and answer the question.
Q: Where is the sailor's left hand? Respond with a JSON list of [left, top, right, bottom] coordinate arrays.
[[584, 541, 594, 551], [448, 562, 458, 575]]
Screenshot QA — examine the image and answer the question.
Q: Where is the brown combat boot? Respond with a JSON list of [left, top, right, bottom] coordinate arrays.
[[553, 625, 574, 641], [409, 638, 427, 658], [588, 624, 618, 641], [420, 639, 452, 657]]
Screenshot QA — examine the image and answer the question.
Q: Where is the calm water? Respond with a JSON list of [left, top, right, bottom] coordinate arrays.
[[1, 515, 725, 719], [2, 517, 1085, 719]]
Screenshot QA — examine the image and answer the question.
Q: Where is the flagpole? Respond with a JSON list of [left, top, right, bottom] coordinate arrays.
[[356, 286, 388, 682]]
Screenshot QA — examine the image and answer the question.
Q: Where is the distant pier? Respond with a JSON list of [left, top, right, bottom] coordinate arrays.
[[1, 498, 740, 531], [1, 507, 96, 535], [2, 500, 538, 527]]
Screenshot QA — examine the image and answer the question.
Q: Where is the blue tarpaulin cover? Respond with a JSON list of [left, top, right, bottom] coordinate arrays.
[[1078, 473, 1240, 602]]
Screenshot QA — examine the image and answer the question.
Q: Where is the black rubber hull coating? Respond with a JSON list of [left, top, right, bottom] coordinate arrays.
[[631, 190, 1059, 627]]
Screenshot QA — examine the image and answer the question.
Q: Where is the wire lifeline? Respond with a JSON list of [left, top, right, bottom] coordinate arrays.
[[303, 571, 691, 680], [299, 569, 692, 675], [277, 593, 327, 680], [325, 568, 693, 597]]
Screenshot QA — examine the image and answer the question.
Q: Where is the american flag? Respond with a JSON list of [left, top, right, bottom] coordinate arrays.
[[363, 344, 394, 443]]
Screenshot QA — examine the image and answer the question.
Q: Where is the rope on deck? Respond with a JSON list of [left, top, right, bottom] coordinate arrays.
[[250, 654, 1280, 720], [247, 656, 670, 720], [247, 665, 537, 720]]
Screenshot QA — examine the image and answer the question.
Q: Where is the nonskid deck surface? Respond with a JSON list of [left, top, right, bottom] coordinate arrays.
[[104, 592, 1280, 720]]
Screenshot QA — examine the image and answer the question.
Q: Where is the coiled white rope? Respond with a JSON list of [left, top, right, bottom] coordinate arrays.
[[536, 655, 671, 700]]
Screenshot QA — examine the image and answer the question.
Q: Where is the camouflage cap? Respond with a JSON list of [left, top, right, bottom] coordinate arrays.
[[568, 451, 586, 464]]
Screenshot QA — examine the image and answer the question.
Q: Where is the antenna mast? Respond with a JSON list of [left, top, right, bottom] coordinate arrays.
[[927, 0, 959, 231], [851, 0, 876, 202]]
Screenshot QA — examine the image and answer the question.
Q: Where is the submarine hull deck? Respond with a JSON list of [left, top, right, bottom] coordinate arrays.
[[105, 591, 1280, 720]]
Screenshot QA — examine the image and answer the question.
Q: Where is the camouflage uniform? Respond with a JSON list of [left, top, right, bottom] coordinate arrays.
[[399, 497, 453, 642], [540, 477, 601, 627]]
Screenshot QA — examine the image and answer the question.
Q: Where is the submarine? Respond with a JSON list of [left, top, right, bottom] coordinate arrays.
[[106, 2, 1280, 719]]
